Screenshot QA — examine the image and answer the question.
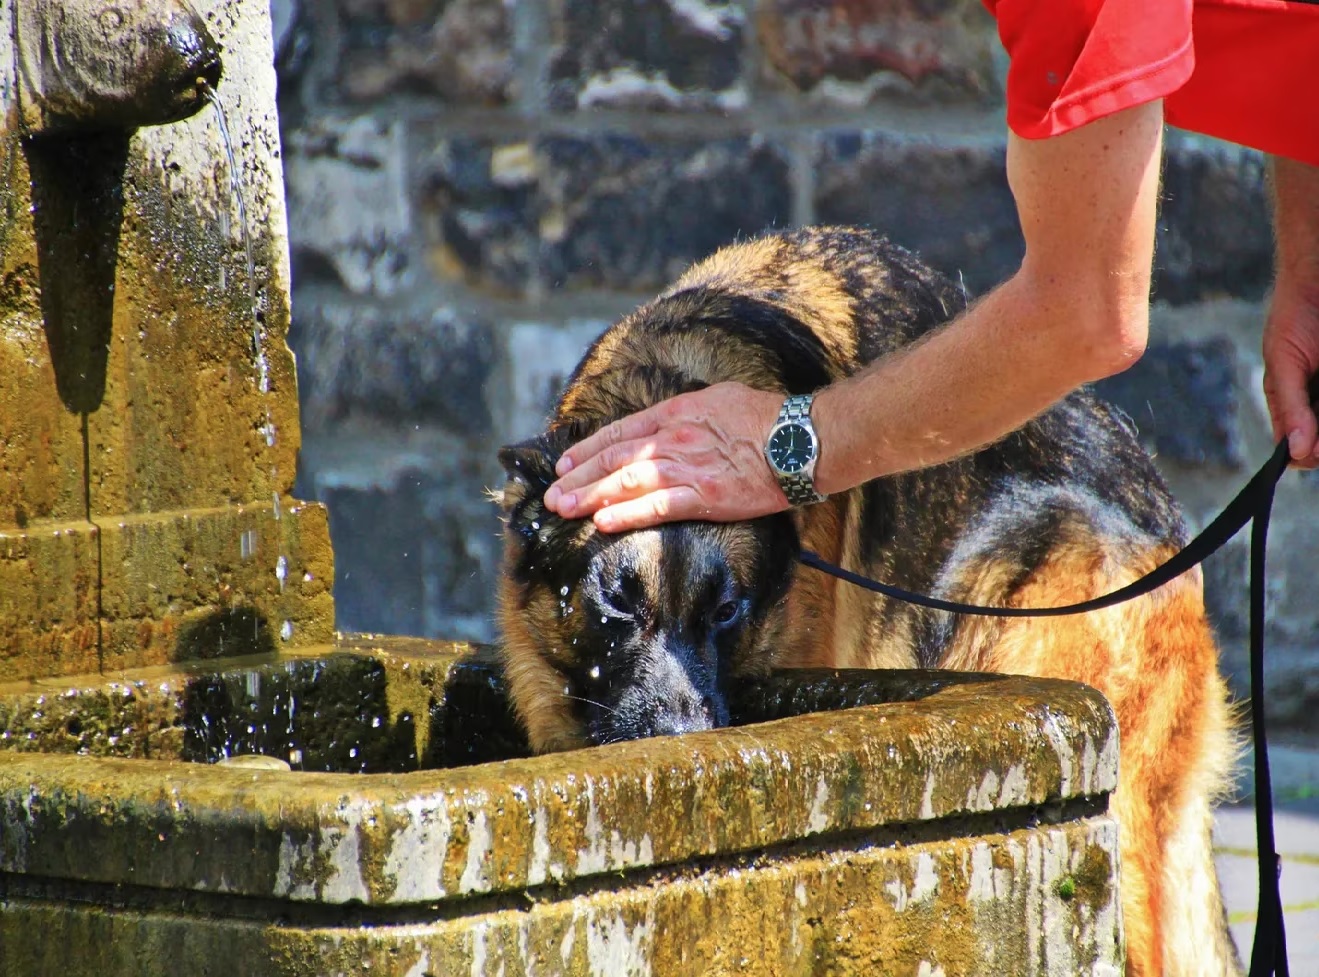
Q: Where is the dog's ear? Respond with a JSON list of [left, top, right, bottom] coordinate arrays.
[[497, 428, 587, 567], [497, 425, 579, 503], [498, 435, 561, 501]]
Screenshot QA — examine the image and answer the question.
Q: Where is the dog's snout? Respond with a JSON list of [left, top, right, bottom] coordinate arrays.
[[647, 689, 717, 738]]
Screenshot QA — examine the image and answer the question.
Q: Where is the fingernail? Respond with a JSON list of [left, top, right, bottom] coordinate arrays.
[[544, 486, 560, 510], [595, 509, 614, 531], [560, 493, 576, 514], [1289, 430, 1306, 458], [556, 456, 573, 476]]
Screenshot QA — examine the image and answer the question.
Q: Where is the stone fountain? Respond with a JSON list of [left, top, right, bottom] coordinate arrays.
[[0, 2, 1125, 974]]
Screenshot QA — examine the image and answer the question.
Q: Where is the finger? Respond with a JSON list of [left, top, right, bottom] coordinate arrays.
[[554, 458, 673, 518], [593, 487, 705, 534], [1264, 360, 1319, 464], [545, 440, 665, 515], [555, 410, 663, 478]]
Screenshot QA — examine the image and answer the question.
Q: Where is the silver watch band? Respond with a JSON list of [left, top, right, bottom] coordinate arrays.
[[775, 394, 827, 506]]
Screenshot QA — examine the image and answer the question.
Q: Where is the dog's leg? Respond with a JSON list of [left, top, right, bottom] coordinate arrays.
[[940, 543, 1241, 977]]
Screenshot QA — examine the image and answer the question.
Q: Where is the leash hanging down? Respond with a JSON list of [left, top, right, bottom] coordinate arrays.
[[801, 439, 1293, 976]]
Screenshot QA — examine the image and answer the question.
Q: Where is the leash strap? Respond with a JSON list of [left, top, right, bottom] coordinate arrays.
[[800, 439, 1292, 974]]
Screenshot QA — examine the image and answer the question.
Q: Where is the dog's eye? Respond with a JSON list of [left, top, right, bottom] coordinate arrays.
[[711, 600, 742, 629], [603, 569, 644, 619]]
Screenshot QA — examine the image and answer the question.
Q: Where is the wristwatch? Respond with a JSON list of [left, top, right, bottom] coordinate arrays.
[[764, 393, 827, 506]]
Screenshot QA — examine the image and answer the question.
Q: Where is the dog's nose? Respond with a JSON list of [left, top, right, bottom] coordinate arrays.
[[647, 692, 717, 737]]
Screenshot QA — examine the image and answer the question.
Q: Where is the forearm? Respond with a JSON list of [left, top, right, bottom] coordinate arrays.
[[812, 270, 1141, 490], [1271, 156, 1319, 293], [813, 104, 1163, 490]]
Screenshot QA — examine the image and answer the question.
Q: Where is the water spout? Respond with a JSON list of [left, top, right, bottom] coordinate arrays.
[[15, 0, 223, 135]]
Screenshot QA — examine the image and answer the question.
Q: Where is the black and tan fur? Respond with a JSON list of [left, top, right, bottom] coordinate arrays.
[[496, 227, 1239, 977]]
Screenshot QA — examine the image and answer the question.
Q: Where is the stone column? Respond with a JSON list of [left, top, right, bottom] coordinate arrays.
[[0, 0, 333, 682]]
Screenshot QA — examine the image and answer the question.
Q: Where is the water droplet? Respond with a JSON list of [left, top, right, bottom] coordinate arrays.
[[589, 666, 601, 680], [559, 585, 569, 596]]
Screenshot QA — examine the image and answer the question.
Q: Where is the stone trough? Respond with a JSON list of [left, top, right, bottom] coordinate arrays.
[[0, 637, 1123, 976], [0, 0, 1124, 973]]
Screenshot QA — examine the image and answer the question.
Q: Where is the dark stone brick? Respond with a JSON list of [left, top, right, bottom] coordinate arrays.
[[420, 138, 541, 294], [311, 472, 501, 642], [289, 294, 495, 433], [547, 0, 746, 110], [1155, 137, 1272, 305], [538, 135, 793, 289], [815, 131, 1274, 303], [814, 132, 1021, 295], [1091, 338, 1244, 471], [419, 134, 794, 293], [757, 0, 1001, 102], [337, 0, 514, 104]]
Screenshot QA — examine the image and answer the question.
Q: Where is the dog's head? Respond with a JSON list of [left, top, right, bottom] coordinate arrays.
[[496, 428, 800, 751]]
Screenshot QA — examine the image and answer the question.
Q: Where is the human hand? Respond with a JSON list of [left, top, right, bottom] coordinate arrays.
[[1262, 279, 1319, 468], [543, 382, 790, 532]]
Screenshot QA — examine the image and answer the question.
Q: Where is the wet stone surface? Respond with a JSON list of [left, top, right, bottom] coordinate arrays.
[[0, 635, 1122, 975]]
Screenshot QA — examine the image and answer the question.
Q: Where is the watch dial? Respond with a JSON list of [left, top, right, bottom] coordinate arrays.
[[768, 423, 814, 473]]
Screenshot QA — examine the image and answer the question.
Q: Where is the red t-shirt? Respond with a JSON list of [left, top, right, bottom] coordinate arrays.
[[984, 0, 1319, 165]]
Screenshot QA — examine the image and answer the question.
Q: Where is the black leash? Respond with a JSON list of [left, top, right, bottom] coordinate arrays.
[[800, 439, 1293, 975]]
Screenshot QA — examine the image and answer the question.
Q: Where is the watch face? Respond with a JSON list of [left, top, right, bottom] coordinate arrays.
[[767, 422, 815, 474]]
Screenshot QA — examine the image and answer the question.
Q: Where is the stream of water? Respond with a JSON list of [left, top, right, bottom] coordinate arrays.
[[204, 86, 292, 635]]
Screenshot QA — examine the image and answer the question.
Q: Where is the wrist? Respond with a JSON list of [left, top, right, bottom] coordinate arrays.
[[808, 382, 878, 495]]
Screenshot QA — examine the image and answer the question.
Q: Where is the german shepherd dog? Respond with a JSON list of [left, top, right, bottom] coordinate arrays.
[[496, 227, 1239, 977]]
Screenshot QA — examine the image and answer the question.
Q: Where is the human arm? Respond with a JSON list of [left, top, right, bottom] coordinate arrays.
[[1263, 155, 1319, 468], [544, 101, 1167, 531]]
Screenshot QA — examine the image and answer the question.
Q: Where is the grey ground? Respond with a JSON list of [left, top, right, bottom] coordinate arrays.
[[1216, 739, 1319, 973]]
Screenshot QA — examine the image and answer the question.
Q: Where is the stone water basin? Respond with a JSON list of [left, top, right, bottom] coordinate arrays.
[[0, 635, 1123, 976]]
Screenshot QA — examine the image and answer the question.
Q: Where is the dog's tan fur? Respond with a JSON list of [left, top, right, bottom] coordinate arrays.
[[497, 227, 1240, 976]]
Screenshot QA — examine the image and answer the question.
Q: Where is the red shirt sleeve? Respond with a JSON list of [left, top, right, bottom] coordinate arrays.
[[985, 0, 1195, 139]]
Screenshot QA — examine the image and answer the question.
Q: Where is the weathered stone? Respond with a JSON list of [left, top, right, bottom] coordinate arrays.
[[0, 646, 1122, 975], [0, 523, 101, 683], [814, 131, 1020, 295], [421, 134, 794, 293], [816, 132, 1273, 303], [97, 502, 335, 670], [0, 650, 1116, 898], [539, 135, 793, 289], [295, 430, 502, 642], [547, 0, 746, 111], [1091, 338, 1245, 471], [336, 0, 515, 104], [289, 292, 495, 431], [1, 816, 1122, 976], [316, 479, 498, 641], [284, 114, 413, 296], [504, 319, 610, 439], [757, 0, 1002, 103], [0, 0, 335, 678], [1155, 136, 1272, 306]]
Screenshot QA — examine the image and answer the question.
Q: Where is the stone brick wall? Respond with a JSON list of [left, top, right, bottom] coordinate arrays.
[[271, 0, 1316, 724]]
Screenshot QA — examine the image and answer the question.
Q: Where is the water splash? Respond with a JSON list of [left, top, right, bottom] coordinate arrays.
[[203, 86, 267, 394], [204, 85, 289, 614]]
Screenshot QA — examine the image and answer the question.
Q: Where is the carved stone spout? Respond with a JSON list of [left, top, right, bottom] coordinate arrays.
[[15, 0, 223, 134]]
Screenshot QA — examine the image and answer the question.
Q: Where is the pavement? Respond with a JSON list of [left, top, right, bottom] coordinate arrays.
[[1215, 740, 1319, 973]]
